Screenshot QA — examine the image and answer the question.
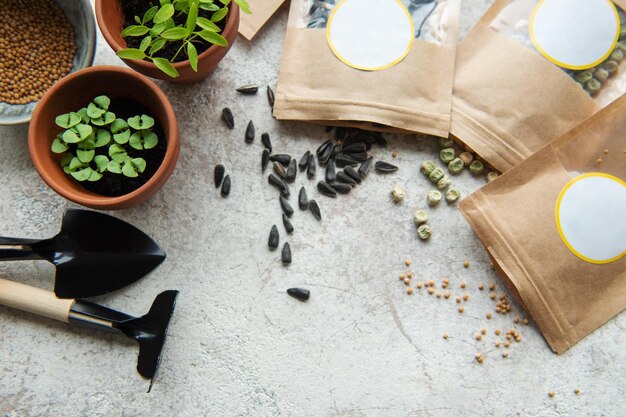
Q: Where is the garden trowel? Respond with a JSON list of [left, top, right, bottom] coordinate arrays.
[[0, 209, 165, 298], [0, 277, 178, 384]]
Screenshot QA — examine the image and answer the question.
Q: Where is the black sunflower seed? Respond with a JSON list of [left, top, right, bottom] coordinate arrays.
[[317, 181, 337, 198], [262, 149, 270, 172], [273, 162, 287, 179], [267, 86, 275, 108], [358, 157, 373, 178], [222, 107, 234, 129], [330, 144, 342, 159], [282, 214, 294, 234], [268, 174, 290, 197], [220, 175, 231, 197], [316, 139, 333, 157], [245, 120, 255, 143], [268, 225, 279, 249], [298, 186, 308, 209], [286, 159, 297, 183], [307, 154, 316, 179], [335, 154, 359, 168], [282, 242, 292, 264], [335, 171, 356, 186], [373, 132, 387, 147], [375, 161, 398, 173], [269, 154, 291, 166], [346, 152, 368, 162], [343, 166, 362, 184], [280, 196, 294, 217], [342, 143, 367, 154], [287, 287, 310, 301], [214, 164, 225, 188], [325, 159, 336, 183], [318, 143, 333, 166], [236, 84, 258, 94], [299, 151, 311, 171], [330, 182, 351, 194], [261, 133, 272, 152], [308, 200, 321, 220]]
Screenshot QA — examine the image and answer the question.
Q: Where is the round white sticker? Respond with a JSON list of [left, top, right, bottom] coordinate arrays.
[[556, 173, 626, 264], [326, 0, 415, 71], [530, 0, 620, 70]]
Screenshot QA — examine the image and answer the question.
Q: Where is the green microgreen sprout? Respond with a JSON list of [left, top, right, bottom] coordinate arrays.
[[51, 95, 158, 183], [116, 0, 251, 78]]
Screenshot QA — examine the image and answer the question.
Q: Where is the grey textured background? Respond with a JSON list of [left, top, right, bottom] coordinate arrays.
[[1, 2, 625, 416]]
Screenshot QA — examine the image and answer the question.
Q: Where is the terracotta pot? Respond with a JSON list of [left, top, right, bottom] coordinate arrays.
[[95, 0, 239, 83], [28, 66, 180, 210]]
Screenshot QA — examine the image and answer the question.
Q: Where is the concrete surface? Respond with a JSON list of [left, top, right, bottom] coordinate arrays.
[[1, 2, 625, 416]]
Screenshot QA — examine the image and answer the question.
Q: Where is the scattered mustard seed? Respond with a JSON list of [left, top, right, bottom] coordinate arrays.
[[456, 297, 462, 304], [488, 283, 495, 291], [429, 279, 435, 287], [523, 318, 529, 325], [478, 283, 484, 290], [407, 272, 413, 278], [548, 391, 555, 399], [603, 149, 609, 155], [391, 151, 398, 158], [495, 341, 501, 348], [463, 260, 469, 268], [458, 306, 464, 313], [444, 291, 450, 299], [574, 388, 580, 395], [514, 317, 520, 324], [428, 288, 434, 295], [504, 341, 510, 348], [486, 313, 492, 319], [475, 334, 482, 341], [495, 329, 501, 336], [405, 259, 411, 266], [481, 328, 487, 335], [596, 158, 603, 165], [461, 281, 466, 289], [443, 333, 448, 340], [416, 281, 423, 289], [502, 352, 509, 358], [489, 293, 496, 300], [403, 278, 411, 285], [399, 273, 405, 280], [463, 294, 469, 302], [436, 291, 442, 298], [407, 287, 414, 295]]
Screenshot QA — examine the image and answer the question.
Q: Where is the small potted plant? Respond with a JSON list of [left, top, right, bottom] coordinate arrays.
[[95, 0, 250, 83], [29, 66, 179, 210]]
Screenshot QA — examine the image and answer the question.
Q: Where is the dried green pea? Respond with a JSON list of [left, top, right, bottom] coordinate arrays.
[[459, 151, 474, 166], [417, 224, 432, 240], [602, 60, 619, 76], [439, 148, 455, 164], [427, 190, 442, 207], [437, 175, 452, 190], [420, 160, 436, 176], [594, 67, 609, 83], [448, 158, 464, 175], [428, 167, 445, 184], [611, 49, 624, 62], [585, 78, 602, 95], [469, 160, 484, 176], [391, 184, 406, 203], [617, 40, 626, 51], [413, 209, 428, 225], [574, 70, 594, 84], [486, 171, 500, 183], [439, 137, 454, 148], [445, 187, 461, 203]]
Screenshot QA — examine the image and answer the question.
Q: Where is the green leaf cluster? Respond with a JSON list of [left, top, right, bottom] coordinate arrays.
[[116, 0, 251, 78], [51, 95, 158, 182]]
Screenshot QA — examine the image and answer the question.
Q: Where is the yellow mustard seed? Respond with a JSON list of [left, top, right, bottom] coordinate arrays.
[[405, 259, 411, 266], [458, 306, 464, 313], [407, 287, 414, 295], [548, 391, 555, 398], [514, 317, 520, 324], [574, 388, 580, 395], [392, 151, 398, 158], [478, 283, 484, 290], [461, 281, 466, 289], [486, 313, 492, 319], [429, 279, 435, 287], [523, 318, 529, 325], [489, 283, 495, 291], [428, 288, 434, 295], [463, 294, 469, 301], [403, 278, 411, 285], [502, 352, 509, 358], [481, 328, 486, 335], [443, 333, 448, 340], [444, 291, 450, 299], [596, 158, 603, 165], [490, 293, 496, 300], [475, 334, 482, 341], [495, 341, 501, 348], [436, 291, 442, 299], [495, 329, 501, 336], [504, 341, 510, 348], [456, 297, 462, 304], [399, 273, 405, 280], [416, 281, 423, 289], [463, 260, 469, 268]]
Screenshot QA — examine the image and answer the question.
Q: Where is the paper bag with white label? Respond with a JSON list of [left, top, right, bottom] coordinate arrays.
[[274, 0, 461, 138], [451, 0, 626, 173], [239, 0, 285, 40], [460, 94, 626, 354]]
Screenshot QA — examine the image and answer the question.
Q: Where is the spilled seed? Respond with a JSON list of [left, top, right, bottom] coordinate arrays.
[[287, 287, 309, 301], [268, 225, 279, 249], [375, 161, 398, 173], [358, 157, 373, 178], [282, 242, 292, 264], [268, 174, 289, 197], [331, 182, 351, 194], [261, 132, 272, 152], [298, 186, 308, 209], [220, 175, 231, 197], [273, 162, 288, 179], [214, 164, 225, 188], [267, 85, 275, 108], [236, 84, 258, 94], [245, 120, 255, 143], [308, 199, 321, 220], [286, 159, 297, 183], [317, 181, 337, 198], [335, 171, 356, 186], [325, 159, 336, 182], [280, 196, 294, 217], [335, 154, 359, 168], [282, 213, 294, 234], [299, 151, 311, 171], [307, 154, 316, 178], [269, 154, 292, 166], [343, 166, 362, 184], [262, 149, 270, 172], [222, 107, 234, 129]]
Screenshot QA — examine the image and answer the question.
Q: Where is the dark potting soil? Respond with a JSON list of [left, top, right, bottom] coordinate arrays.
[[121, 0, 228, 63], [78, 97, 167, 197]]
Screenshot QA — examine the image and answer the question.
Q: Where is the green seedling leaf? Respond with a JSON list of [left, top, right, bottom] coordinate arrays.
[[129, 131, 144, 150], [219, 0, 232, 5], [187, 0, 199, 32], [51, 137, 68, 153], [117, 48, 147, 60], [150, 22, 167, 37], [77, 149, 95, 163], [211, 7, 228, 22], [88, 170, 103, 182], [91, 111, 115, 126], [107, 160, 122, 174], [95, 129, 111, 147], [132, 158, 147, 173], [111, 118, 128, 133], [234, 0, 251, 14], [87, 96, 110, 118], [149, 37, 167, 54], [139, 35, 152, 52], [175, 0, 190, 11], [134, 15, 142, 24], [188, 42, 198, 71], [197, 30, 228, 46], [77, 107, 90, 123], [109, 143, 128, 163], [153, 3, 174, 23], [196, 17, 220, 31], [60, 153, 73, 167], [114, 129, 131, 144], [62, 129, 80, 144], [164, 17, 176, 29], [199, 2, 220, 11], [143, 131, 158, 149], [161, 27, 189, 40], [93, 95, 110, 110], [74, 123, 93, 140], [153, 57, 179, 78], [143, 5, 159, 23], [55, 112, 81, 129], [94, 155, 110, 172], [81, 136, 96, 150], [71, 167, 93, 182], [121, 24, 150, 37], [69, 157, 84, 171], [160, 0, 171, 5], [127, 114, 155, 130], [111, 119, 131, 144], [122, 161, 139, 178]]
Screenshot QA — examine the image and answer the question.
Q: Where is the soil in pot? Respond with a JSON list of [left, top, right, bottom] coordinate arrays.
[[120, 0, 229, 63], [74, 97, 166, 197]]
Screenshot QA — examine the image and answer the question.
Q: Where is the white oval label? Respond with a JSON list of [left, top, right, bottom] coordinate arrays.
[[326, 0, 415, 71], [556, 173, 626, 264], [530, 0, 620, 70]]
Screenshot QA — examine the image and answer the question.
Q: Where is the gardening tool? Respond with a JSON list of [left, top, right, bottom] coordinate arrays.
[[0, 209, 166, 298], [0, 277, 178, 382]]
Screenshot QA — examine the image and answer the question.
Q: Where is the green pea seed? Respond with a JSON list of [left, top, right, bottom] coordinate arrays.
[[429, 167, 445, 184], [602, 60, 619, 76], [448, 158, 464, 175], [445, 187, 461, 203], [617, 40, 626, 51], [437, 175, 452, 190], [439, 137, 454, 148], [486, 171, 500, 183], [427, 190, 442, 206], [585, 78, 602, 95], [420, 160, 436, 176], [391, 184, 405, 203], [469, 160, 484, 176], [413, 209, 428, 225], [611, 49, 624, 62], [417, 224, 432, 240], [594, 67, 609, 83], [439, 148, 455, 164], [574, 70, 593, 84]]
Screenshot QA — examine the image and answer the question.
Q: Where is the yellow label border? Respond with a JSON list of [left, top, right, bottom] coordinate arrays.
[[326, 0, 416, 72]]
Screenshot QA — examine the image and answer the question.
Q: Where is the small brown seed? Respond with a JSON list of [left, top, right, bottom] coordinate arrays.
[[461, 281, 466, 289], [443, 333, 448, 340], [456, 297, 462, 304], [481, 328, 487, 335], [489, 283, 495, 291], [405, 259, 411, 266], [574, 389, 580, 395], [486, 313, 492, 319], [458, 306, 464, 313], [407, 272, 413, 278], [428, 288, 434, 295], [463, 260, 469, 268], [490, 293, 496, 300], [548, 391, 555, 398], [463, 294, 469, 301], [504, 341, 510, 348], [444, 291, 450, 299], [475, 334, 482, 341], [478, 283, 484, 290], [407, 287, 414, 295], [596, 158, 603, 165], [523, 318, 529, 325], [502, 352, 509, 358], [495, 329, 501, 336], [436, 291, 442, 299], [416, 282, 423, 289], [495, 342, 501, 348], [399, 273, 405, 280], [403, 278, 411, 285]]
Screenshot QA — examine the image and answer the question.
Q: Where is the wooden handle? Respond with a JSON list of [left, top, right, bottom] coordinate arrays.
[[0, 278, 74, 323]]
